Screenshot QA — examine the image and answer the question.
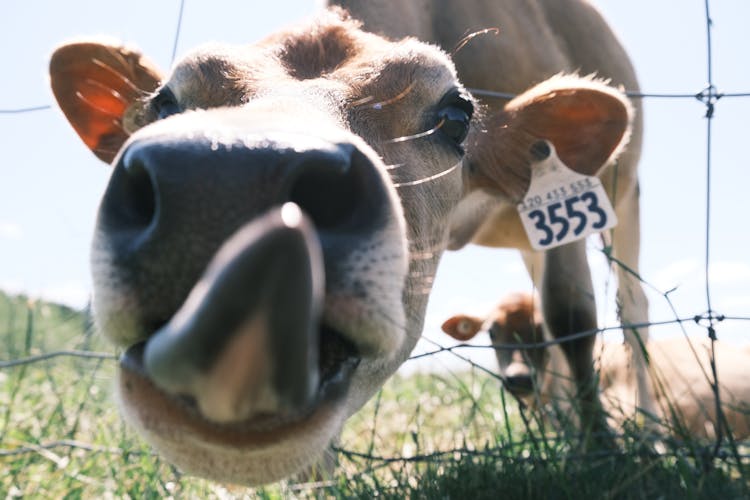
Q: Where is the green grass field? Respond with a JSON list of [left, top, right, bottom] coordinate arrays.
[[1, 291, 748, 498]]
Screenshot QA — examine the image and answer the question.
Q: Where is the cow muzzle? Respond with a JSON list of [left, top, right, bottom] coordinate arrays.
[[90, 110, 408, 475]]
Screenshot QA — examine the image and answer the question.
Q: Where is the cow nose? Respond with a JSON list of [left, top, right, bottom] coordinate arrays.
[[285, 145, 378, 231], [503, 362, 534, 395], [97, 133, 390, 258], [504, 374, 534, 395]]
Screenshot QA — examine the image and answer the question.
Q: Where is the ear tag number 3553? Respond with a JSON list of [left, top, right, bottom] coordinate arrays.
[[517, 141, 617, 251]]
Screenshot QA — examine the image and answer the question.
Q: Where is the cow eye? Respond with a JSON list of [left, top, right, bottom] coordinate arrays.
[[437, 90, 474, 146], [152, 87, 181, 119]]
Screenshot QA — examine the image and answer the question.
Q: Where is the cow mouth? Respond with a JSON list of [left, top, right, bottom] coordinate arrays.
[[117, 203, 363, 435], [119, 324, 360, 431]]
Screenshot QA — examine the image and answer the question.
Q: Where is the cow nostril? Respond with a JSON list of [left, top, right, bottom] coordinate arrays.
[[288, 156, 362, 231], [123, 161, 157, 229], [101, 154, 157, 235]]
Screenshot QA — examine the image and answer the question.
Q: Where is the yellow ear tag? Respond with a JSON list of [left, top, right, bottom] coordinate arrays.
[[517, 141, 618, 251]]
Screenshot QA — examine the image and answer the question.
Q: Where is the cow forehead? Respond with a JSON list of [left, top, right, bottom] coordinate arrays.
[[167, 15, 460, 113]]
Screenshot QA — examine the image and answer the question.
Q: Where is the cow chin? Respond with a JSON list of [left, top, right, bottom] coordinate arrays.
[[116, 354, 349, 484]]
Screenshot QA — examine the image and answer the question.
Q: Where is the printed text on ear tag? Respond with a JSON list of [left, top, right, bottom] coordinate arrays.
[[517, 141, 618, 251]]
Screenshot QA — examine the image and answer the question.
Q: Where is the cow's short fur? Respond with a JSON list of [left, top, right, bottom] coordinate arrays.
[[50, 0, 642, 485]]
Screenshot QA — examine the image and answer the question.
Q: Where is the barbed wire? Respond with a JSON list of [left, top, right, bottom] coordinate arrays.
[[0, 105, 52, 114], [5, 88, 749, 116], [2, 436, 746, 464], [4, 314, 749, 371], [171, 0, 186, 65], [0, 350, 115, 369], [333, 442, 750, 468], [469, 88, 750, 101], [410, 315, 750, 361], [0, 439, 152, 458]]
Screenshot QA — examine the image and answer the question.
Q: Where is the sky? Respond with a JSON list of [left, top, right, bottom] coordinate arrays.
[[1, 0, 749, 373]]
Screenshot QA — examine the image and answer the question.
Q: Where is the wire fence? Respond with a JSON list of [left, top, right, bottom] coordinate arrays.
[[1, 0, 749, 493]]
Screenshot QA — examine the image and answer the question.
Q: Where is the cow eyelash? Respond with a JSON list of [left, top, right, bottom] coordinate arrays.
[[151, 87, 181, 119]]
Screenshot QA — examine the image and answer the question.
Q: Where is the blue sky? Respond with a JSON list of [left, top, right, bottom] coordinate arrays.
[[1, 1, 748, 372]]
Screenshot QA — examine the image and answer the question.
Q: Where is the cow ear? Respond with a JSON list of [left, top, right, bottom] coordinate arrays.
[[50, 41, 163, 163], [441, 314, 483, 341], [466, 75, 633, 201]]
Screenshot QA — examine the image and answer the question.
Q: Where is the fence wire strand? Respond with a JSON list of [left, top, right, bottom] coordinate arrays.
[[171, 0, 186, 65], [0, 105, 52, 114]]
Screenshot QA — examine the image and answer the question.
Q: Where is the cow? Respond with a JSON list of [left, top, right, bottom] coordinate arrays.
[[49, 0, 642, 484], [442, 293, 750, 440]]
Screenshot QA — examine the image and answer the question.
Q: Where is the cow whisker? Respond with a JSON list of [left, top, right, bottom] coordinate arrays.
[[75, 86, 125, 117], [350, 81, 418, 110], [383, 118, 445, 146], [450, 27, 501, 57], [92, 146, 121, 157], [91, 57, 150, 95], [393, 158, 461, 188]]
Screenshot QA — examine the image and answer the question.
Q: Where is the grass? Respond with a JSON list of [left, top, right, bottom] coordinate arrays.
[[1, 290, 748, 498]]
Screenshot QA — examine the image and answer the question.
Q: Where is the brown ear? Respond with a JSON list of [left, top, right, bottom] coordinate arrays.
[[467, 75, 632, 201], [50, 41, 163, 163], [441, 315, 483, 342]]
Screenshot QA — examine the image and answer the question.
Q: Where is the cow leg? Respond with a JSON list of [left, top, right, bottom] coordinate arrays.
[[522, 240, 610, 444], [608, 184, 656, 423]]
